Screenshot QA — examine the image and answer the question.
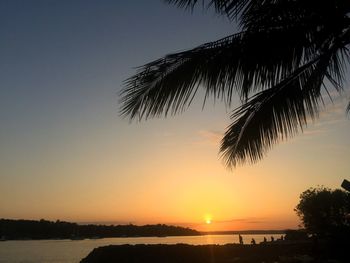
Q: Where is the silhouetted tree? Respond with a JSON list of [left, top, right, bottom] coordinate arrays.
[[121, 0, 350, 167], [284, 229, 308, 241], [0, 219, 199, 240], [295, 187, 350, 237]]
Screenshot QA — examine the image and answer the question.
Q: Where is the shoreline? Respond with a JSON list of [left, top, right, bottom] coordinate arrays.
[[0, 232, 286, 242], [79, 243, 311, 263], [80, 242, 348, 263]]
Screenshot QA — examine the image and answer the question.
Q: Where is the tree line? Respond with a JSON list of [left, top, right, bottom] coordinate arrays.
[[0, 219, 199, 240]]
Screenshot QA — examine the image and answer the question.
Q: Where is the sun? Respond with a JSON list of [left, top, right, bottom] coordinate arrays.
[[204, 214, 212, 224]]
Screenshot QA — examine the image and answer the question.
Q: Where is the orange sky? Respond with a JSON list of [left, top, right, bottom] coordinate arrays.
[[2, 99, 349, 231]]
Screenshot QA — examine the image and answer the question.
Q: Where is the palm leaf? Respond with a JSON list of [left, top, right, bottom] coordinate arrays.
[[120, 26, 318, 120], [220, 49, 343, 167], [120, 33, 242, 120], [121, 0, 350, 167], [165, 0, 253, 20]]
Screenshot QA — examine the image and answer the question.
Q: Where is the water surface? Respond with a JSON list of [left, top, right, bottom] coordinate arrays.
[[0, 234, 283, 263]]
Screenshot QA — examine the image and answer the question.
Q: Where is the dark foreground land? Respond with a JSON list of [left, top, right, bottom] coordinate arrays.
[[80, 242, 349, 263]]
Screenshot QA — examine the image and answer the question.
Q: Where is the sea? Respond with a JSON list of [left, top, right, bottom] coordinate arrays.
[[0, 234, 284, 263]]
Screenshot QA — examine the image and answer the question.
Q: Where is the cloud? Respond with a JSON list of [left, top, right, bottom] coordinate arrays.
[[319, 142, 350, 152], [302, 129, 326, 136], [210, 217, 266, 225], [190, 90, 349, 151], [166, 217, 266, 228], [281, 92, 349, 145], [195, 130, 223, 145]]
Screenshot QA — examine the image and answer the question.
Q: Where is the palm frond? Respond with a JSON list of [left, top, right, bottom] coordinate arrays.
[[165, 0, 253, 20], [220, 52, 334, 167], [121, 0, 350, 167], [165, 0, 350, 23], [120, 33, 243, 120], [219, 26, 349, 167], [120, 27, 317, 120]]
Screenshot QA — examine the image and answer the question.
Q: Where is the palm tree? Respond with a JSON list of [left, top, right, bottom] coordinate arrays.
[[120, 0, 350, 167]]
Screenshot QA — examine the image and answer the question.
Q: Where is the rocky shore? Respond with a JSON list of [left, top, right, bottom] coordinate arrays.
[[80, 242, 335, 263]]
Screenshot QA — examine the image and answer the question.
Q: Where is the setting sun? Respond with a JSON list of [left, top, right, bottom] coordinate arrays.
[[205, 214, 212, 225], [1, 0, 350, 262]]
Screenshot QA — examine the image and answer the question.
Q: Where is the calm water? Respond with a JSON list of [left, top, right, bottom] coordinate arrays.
[[0, 234, 283, 263]]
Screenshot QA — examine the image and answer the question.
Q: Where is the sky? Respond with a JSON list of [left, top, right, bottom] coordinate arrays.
[[1, 0, 349, 232]]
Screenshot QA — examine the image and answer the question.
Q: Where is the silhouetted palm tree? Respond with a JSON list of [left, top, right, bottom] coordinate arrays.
[[120, 0, 350, 167]]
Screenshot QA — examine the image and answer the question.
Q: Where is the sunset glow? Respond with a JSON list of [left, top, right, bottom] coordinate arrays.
[[1, 1, 349, 233], [205, 215, 212, 225]]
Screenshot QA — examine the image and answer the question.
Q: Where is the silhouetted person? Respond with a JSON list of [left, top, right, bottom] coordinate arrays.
[[271, 236, 274, 242], [263, 237, 267, 243], [238, 234, 243, 245], [280, 235, 284, 241], [251, 238, 256, 245]]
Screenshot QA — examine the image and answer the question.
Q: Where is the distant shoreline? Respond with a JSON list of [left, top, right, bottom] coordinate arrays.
[[0, 219, 286, 241], [0, 232, 287, 242], [0, 218, 290, 241], [0, 218, 199, 240]]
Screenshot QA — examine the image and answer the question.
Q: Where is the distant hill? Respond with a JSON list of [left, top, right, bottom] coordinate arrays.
[[0, 218, 199, 240]]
